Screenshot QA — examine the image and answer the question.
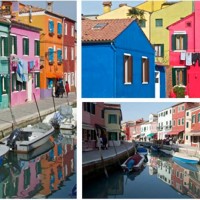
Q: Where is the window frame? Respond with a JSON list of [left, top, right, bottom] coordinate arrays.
[[142, 57, 149, 84], [172, 67, 187, 86], [155, 19, 163, 27], [154, 44, 164, 57], [23, 37, 29, 56], [172, 33, 188, 51], [124, 54, 133, 84]]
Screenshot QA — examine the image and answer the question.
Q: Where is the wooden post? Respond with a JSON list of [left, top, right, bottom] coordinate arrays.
[[33, 93, 42, 122]]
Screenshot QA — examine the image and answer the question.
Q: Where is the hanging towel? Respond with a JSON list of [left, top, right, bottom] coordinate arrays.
[[185, 52, 192, 66], [180, 52, 186, 61], [23, 60, 28, 82], [16, 60, 23, 82], [192, 53, 199, 65]]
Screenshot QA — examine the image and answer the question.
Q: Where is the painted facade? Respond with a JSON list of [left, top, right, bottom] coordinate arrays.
[[104, 104, 122, 146], [10, 21, 41, 107], [157, 107, 172, 140], [82, 18, 155, 98], [168, 1, 200, 98], [0, 18, 10, 110], [150, 1, 193, 96], [136, 0, 166, 12]]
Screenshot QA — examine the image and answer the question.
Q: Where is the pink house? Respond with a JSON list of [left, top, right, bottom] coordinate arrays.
[[10, 21, 41, 107], [168, 1, 200, 98]]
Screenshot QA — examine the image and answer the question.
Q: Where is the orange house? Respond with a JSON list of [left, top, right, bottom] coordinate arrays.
[[2, 1, 65, 98]]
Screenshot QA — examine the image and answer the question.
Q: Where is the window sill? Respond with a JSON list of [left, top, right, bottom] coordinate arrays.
[[142, 82, 149, 84], [173, 50, 186, 53], [124, 82, 132, 85]]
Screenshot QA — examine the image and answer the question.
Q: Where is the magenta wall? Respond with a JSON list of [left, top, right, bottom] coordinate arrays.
[[10, 24, 40, 107]]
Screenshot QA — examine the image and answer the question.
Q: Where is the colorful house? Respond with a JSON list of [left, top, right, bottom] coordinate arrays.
[[0, 18, 10, 110], [168, 1, 200, 98], [10, 20, 41, 107], [82, 18, 155, 98], [1, 1, 75, 98]]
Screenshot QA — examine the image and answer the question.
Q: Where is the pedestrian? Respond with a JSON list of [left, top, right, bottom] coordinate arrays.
[[59, 81, 65, 98], [65, 81, 70, 97], [102, 134, 108, 150], [55, 81, 60, 98]]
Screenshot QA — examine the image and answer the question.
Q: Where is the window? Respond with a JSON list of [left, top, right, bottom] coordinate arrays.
[[34, 40, 40, 56], [173, 120, 176, 126], [182, 106, 184, 111], [93, 23, 107, 30], [182, 118, 184, 125], [83, 103, 95, 114], [198, 113, 200, 122], [1, 36, 8, 56], [186, 135, 188, 140], [142, 57, 149, 83], [192, 114, 196, 124], [101, 110, 104, 118], [64, 47, 67, 60], [108, 114, 117, 124], [172, 68, 187, 86], [12, 73, 26, 91], [49, 20, 54, 35], [34, 72, 40, 88], [57, 49, 62, 64], [71, 25, 74, 36], [23, 38, 29, 55], [140, 20, 146, 28], [24, 168, 30, 189], [178, 119, 181, 125], [57, 22, 62, 36], [156, 19, 163, 27], [64, 23, 67, 35], [91, 103, 95, 114], [71, 47, 74, 60], [48, 47, 54, 63], [187, 112, 189, 116], [186, 122, 189, 128], [124, 54, 132, 84], [11, 35, 17, 55], [172, 34, 187, 50], [108, 132, 117, 140], [154, 44, 164, 57], [1, 76, 8, 94]]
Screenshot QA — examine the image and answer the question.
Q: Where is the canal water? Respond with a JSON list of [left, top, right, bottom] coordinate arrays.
[[83, 150, 200, 198], [0, 130, 76, 199]]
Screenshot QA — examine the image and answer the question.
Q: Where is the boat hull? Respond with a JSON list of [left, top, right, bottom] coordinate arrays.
[[173, 152, 199, 164]]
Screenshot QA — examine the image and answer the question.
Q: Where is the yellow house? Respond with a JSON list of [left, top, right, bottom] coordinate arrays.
[[136, 0, 166, 12], [97, 2, 151, 38], [150, 1, 193, 95]]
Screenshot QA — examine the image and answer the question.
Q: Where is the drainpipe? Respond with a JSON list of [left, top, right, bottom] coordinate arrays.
[[111, 42, 116, 97], [8, 23, 11, 107], [62, 17, 65, 81]]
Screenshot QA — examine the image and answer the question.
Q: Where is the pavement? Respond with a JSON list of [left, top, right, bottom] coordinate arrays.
[[0, 92, 76, 135], [82, 141, 135, 165]]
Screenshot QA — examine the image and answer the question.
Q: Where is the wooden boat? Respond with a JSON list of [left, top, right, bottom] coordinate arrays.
[[160, 148, 174, 155], [137, 146, 148, 156], [150, 145, 160, 152], [0, 145, 9, 166], [173, 152, 199, 164], [5, 122, 54, 153], [121, 153, 145, 172]]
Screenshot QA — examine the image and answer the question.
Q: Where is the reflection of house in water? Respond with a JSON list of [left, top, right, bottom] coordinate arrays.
[[188, 170, 200, 198], [149, 156, 158, 175], [157, 159, 172, 185]]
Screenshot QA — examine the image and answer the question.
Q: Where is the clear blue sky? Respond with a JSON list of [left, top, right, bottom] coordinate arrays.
[[24, 1, 76, 21], [120, 102, 176, 122], [82, 1, 141, 15]]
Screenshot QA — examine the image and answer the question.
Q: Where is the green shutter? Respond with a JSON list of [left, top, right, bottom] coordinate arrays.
[[5, 76, 9, 94], [0, 76, 2, 102], [172, 68, 176, 86], [37, 41, 40, 56], [183, 34, 188, 50], [183, 68, 187, 85], [37, 72, 40, 87], [172, 35, 176, 51], [12, 73, 15, 91], [0, 37, 2, 56], [161, 44, 164, 57], [14, 36, 17, 54], [4, 37, 8, 56], [27, 38, 29, 55]]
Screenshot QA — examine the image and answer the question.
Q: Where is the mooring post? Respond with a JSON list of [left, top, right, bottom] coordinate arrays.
[[33, 93, 42, 122]]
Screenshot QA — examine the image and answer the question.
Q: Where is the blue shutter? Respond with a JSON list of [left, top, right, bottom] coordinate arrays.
[[52, 21, 54, 33], [57, 49, 62, 62], [58, 23, 62, 35], [49, 48, 54, 63], [49, 21, 54, 33]]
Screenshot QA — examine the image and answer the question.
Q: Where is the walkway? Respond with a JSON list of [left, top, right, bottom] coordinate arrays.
[[0, 93, 76, 136], [82, 141, 135, 165]]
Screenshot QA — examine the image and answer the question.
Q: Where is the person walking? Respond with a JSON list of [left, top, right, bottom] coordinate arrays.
[[65, 81, 70, 97], [59, 81, 65, 98]]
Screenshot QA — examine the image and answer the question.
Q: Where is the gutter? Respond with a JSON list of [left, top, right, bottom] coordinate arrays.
[[111, 42, 117, 98]]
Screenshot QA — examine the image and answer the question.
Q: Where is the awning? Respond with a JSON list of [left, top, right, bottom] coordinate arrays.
[[82, 123, 95, 130], [147, 133, 156, 137], [166, 131, 183, 136], [133, 134, 140, 138], [95, 124, 106, 131], [187, 131, 200, 136]]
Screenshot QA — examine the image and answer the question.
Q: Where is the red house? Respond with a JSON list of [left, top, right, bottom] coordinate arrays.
[[63, 17, 76, 92], [168, 1, 200, 97]]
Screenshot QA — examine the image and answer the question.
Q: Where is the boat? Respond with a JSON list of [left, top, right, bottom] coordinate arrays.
[[137, 146, 148, 156], [173, 152, 199, 164], [0, 145, 9, 166], [172, 157, 199, 172], [5, 122, 54, 153], [121, 153, 145, 172], [150, 145, 160, 152], [160, 148, 174, 155]]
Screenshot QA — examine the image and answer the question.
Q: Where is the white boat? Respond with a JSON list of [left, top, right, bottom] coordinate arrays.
[[6, 123, 54, 153], [160, 149, 174, 155], [0, 145, 9, 158], [173, 152, 199, 164], [121, 153, 145, 172]]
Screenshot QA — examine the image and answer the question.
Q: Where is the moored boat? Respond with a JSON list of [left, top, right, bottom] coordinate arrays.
[[137, 146, 148, 156], [173, 152, 199, 164], [5, 122, 54, 153], [121, 153, 145, 172], [150, 145, 160, 152]]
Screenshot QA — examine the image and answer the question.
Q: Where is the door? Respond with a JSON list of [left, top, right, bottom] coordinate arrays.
[[27, 73, 32, 101], [155, 71, 160, 98]]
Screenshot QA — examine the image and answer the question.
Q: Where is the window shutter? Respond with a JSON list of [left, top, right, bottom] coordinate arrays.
[[0, 76, 2, 102], [37, 72, 40, 87], [49, 48, 54, 62], [52, 21, 54, 33], [161, 44, 164, 57], [4, 37, 8, 56], [5, 76, 9, 94], [183, 34, 188, 50], [146, 58, 149, 82], [26, 38, 29, 55], [14, 36, 17, 54], [128, 56, 132, 83], [172, 68, 176, 86], [172, 35, 176, 51], [49, 21, 52, 32], [12, 73, 15, 91], [123, 55, 125, 83], [58, 23, 62, 35], [0, 37, 2, 56], [183, 68, 187, 85]]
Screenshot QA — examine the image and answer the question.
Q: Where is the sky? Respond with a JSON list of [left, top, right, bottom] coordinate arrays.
[[119, 102, 176, 122], [21, 1, 76, 21]]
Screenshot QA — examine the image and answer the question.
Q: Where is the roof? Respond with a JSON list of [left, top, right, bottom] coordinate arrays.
[[82, 18, 135, 42], [0, 17, 10, 25]]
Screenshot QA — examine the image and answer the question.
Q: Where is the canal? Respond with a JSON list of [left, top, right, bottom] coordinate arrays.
[[0, 130, 76, 199], [83, 150, 200, 198]]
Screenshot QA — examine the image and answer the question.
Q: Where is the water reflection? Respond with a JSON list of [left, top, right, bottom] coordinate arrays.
[[0, 130, 76, 199]]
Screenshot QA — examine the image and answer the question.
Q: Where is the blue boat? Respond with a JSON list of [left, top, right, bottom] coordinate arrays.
[[137, 146, 148, 156], [150, 145, 160, 152], [172, 157, 199, 172], [173, 152, 199, 164]]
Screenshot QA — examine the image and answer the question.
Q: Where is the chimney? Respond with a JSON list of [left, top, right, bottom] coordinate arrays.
[[47, 1, 53, 12], [103, 1, 112, 14], [119, 3, 127, 7]]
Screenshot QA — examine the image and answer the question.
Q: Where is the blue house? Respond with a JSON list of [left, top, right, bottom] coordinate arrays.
[[82, 18, 156, 98]]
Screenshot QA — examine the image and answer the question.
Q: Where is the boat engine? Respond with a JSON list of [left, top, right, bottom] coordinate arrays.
[[7, 128, 22, 150]]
